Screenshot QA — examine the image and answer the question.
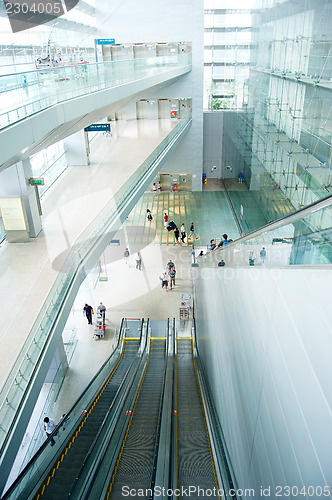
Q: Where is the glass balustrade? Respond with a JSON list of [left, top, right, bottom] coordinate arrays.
[[0, 55, 191, 129], [201, 194, 332, 268], [0, 112, 191, 457]]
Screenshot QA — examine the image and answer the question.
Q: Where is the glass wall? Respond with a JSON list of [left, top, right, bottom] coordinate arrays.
[[216, 0, 332, 227]]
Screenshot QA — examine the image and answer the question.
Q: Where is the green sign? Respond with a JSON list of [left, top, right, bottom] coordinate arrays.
[[29, 178, 44, 186]]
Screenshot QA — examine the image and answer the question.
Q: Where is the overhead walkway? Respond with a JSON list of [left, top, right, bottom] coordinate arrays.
[[0, 114, 191, 492], [0, 55, 191, 169], [2, 320, 236, 500]]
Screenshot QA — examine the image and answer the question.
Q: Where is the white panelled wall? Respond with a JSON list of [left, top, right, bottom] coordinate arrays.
[[194, 267, 332, 497]]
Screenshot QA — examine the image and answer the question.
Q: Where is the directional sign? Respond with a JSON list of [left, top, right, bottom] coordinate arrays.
[[96, 39, 115, 45], [29, 178, 44, 186], [84, 124, 111, 132]]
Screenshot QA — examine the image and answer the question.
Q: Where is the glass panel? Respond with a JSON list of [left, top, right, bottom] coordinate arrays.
[[201, 196, 332, 267], [0, 55, 191, 129]]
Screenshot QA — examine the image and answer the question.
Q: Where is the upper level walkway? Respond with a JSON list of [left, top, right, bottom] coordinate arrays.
[[0, 55, 191, 170]]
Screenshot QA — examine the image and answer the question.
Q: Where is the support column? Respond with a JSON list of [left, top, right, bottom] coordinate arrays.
[[0, 160, 42, 240], [64, 130, 90, 166]]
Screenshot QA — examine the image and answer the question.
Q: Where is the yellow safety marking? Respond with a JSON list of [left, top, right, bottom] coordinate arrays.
[[176, 336, 193, 340], [37, 335, 134, 498], [36, 495, 40, 500], [122, 337, 140, 340], [107, 340, 152, 494], [150, 337, 167, 340], [176, 340, 179, 490], [46, 477, 50, 486], [191, 338, 221, 499]]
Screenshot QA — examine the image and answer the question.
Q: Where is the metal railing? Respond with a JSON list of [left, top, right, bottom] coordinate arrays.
[[0, 55, 191, 129]]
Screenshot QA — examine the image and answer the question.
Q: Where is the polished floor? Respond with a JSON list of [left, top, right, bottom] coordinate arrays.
[[0, 118, 177, 387]]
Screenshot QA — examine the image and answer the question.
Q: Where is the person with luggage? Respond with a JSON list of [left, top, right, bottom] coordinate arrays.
[[97, 302, 106, 319], [180, 223, 186, 243], [164, 212, 169, 229], [83, 304, 94, 325]]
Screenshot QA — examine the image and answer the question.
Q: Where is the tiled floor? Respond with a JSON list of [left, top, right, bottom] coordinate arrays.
[[126, 190, 241, 247]]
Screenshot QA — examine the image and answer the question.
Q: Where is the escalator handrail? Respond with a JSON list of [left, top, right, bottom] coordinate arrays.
[[65, 319, 146, 499], [149, 322, 169, 496], [1, 318, 127, 500], [191, 312, 238, 500], [203, 192, 332, 256], [153, 318, 175, 499], [80, 319, 151, 499]]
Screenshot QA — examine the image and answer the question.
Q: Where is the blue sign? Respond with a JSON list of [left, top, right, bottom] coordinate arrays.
[[84, 124, 111, 132], [96, 39, 115, 45]]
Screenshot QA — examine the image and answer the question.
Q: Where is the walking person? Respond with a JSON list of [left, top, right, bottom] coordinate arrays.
[[135, 251, 142, 270], [174, 226, 180, 245], [83, 304, 94, 325], [260, 247, 266, 265], [124, 247, 130, 266], [180, 223, 186, 243], [167, 259, 175, 272], [169, 266, 176, 289], [152, 183, 157, 195], [146, 209, 153, 222], [188, 222, 198, 242], [43, 416, 57, 446], [164, 212, 169, 229], [159, 271, 169, 292], [157, 181, 162, 194], [249, 251, 256, 266], [97, 302, 106, 319]]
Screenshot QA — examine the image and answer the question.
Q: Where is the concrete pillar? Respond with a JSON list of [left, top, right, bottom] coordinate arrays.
[[0, 160, 42, 240], [64, 130, 90, 166]]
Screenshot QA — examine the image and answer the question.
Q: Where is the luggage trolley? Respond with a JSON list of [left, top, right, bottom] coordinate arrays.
[[94, 311, 105, 339], [179, 293, 191, 320]]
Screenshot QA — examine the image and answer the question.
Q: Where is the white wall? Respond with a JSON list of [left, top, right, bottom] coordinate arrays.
[[96, 0, 204, 190], [194, 266, 332, 497]]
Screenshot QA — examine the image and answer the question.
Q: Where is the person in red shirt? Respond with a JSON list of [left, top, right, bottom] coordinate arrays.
[[164, 212, 169, 229]]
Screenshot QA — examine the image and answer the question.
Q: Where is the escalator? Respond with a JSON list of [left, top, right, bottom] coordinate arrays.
[[174, 337, 220, 499], [2, 319, 146, 500], [3, 320, 237, 500], [83, 325, 168, 499]]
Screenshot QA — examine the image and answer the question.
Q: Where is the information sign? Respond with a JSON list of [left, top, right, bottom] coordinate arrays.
[[84, 124, 111, 132]]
